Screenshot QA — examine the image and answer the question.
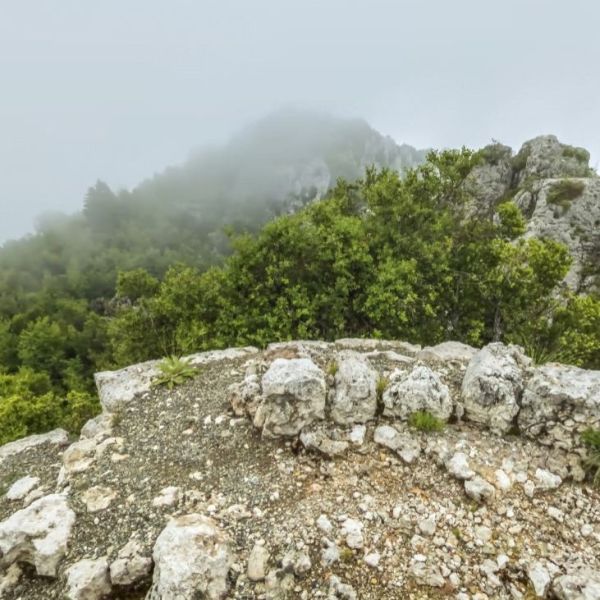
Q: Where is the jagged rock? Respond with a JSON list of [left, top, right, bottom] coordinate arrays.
[[299, 429, 349, 457], [82, 486, 117, 513], [0, 563, 22, 597], [461, 343, 530, 434], [464, 476, 495, 503], [80, 413, 113, 440], [373, 425, 421, 463], [5, 475, 40, 501], [321, 538, 340, 566], [410, 558, 445, 587], [253, 358, 326, 437], [152, 486, 180, 508], [0, 493, 75, 577], [382, 366, 453, 421], [281, 549, 312, 576], [341, 518, 364, 549], [0, 429, 68, 463], [316, 514, 333, 534], [147, 514, 231, 600], [330, 351, 378, 424], [552, 567, 600, 599], [109, 539, 152, 587], [526, 561, 551, 597], [534, 468, 562, 491], [247, 542, 269, 581], [228, 374, 261, 417], [418, 341, 478, 363], [65, 557, 111, 600], [62, 438, 98, 476], [446, 452, 475, 480], [518, 363, 600, 450]]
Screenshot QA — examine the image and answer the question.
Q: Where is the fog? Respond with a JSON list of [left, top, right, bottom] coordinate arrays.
[[1, 0, 599, 243]]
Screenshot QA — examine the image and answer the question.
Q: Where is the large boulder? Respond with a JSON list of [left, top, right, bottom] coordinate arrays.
[[330, 351, 378, 425], [382, 366, 453, 421], [0, 494, 75, 577], [518, 363, 600, 451], [147, 514, 232, 600], [253, 358, 326, 437], [461, 343, 530, 434]]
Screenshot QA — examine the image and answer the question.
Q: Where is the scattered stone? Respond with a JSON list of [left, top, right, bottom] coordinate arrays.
[[535, 468, 562, 490], [465, 476, 495, 503], [82, 486, 117, 513], [417, 516, 436, 537], [109, 539, 152, 586], [527, 561, 552, 598], [247, 542, 269, 581], [328, 574, 357, 600], [373, 425, 421, 463], [300, 429, 349, 457], [152, 486, 180, 508], [364, 551, 380, 567], [316, 514, 333, 534], [341, 518, 364, 549], [65, 557, 111, 600], [446, 452, 475, 480]]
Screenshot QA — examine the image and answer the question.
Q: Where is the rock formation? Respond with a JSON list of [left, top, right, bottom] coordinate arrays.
[[0, 339, 598, 599]]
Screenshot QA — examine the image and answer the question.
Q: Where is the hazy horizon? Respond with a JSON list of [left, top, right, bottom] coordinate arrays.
[[2, 0, 599, 243]]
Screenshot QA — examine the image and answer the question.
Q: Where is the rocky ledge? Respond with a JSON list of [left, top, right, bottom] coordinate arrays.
[[0, 339, 598, 599]]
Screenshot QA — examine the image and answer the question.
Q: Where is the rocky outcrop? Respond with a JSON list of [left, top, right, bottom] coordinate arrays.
[[0, 340, 598, 599]]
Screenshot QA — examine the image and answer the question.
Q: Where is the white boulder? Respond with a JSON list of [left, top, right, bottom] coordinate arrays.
[[65, 557, 111, 600], [147, 514, 231, 600], [110, 539, 152, 587], [253, 358, 326, 437]]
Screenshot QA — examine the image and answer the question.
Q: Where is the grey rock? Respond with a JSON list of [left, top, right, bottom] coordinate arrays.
[[5, 476, 40, 501], [0, 429, 68, 464], [552, 567, 600, 600], [461, 343, 530, 434], [228, 374, 261, 418], [0, 493, 75, 577], [110, 539, 152, 587], [373, 425, 421, 463], [526, 561, 551, 598], [330, 351, 378, 425], [147, 514, 231, 600], [446, 452, 475, 480], [328, 574, 357, 600], [418, 341, 478, 363], [254, 358, 326, 437], [382, 365, 453, 421], [464, 476, 495, 503], [247, 542, 269, 581], [519, 363, 600, 450], [65, 557, 111, 600], [300, 429, 349, 457]]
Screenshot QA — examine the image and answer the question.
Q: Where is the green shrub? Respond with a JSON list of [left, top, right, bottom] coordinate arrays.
[[546, 179, 585, 212], [408, 410, 445, 433], [326, 361, 339, 377], [581, 428, 600, 487], [511, 147, 531, 171], [152, 355, 197, 389], [562, 146, 589, 164], [376, 376, 389, 403]]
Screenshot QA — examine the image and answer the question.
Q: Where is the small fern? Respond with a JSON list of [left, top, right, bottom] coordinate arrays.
[[408, 410, 445, 433], [581, 428, 600, 487], [152, 355, 196, 389]]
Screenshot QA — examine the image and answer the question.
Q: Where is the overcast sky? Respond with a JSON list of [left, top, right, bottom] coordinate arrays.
[[1, 0, 599, 242]]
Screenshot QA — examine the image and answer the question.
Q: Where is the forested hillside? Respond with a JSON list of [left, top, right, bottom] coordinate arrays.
[[0, 117, 598, 446]]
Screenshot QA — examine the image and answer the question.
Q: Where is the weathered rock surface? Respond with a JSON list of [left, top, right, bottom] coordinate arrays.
[[65, 557, 111, 600], [0, 429, 68, 463], [519, 363, 600, 450], [330, 351, 378, 424], [147, 514, 231, 600], [0, 340, 598, 599], [462, 343, 530, 433], [0, 494, 75, 577], [254, 358, 326, 437], [383, 365, 453, 421]]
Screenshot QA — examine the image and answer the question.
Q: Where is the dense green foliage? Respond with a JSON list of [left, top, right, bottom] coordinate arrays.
[[408, 411, 446, 433], [0, 145, 599, 445]]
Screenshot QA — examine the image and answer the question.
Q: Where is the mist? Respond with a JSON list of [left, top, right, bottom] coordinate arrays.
[[2, 0, 600, 243]]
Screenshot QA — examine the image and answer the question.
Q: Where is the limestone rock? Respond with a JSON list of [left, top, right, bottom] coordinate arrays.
[[446, 452, 475, 480], [110, 539, 152, 587], [228, 374, 261, 417], [382, 365, 453, 421], [65, 557, 111, 600], [330, 351, 378, 425], [253, 358, 326, 437], [374, 425, 421, 463], [526, 561, 551, 597], [464, 476, 495, 503], [518, 363, 600, 450], [461, 343, 530, 434], [417, 341, 477, 363], [82, 486, 117, 513], [552, 567, 600, 600], [300, 429, 349, 457], [147, 514, 231, 600], [0, 429, 68, 464], [247, 542, 269, 581], [0, 493, 75, 577], [5, 476, 40, 501], [95, 361, 160, 412]]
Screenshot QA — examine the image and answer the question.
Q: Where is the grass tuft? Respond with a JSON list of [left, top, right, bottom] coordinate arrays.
[[152, 355, 197, 389], [408, 410, 445, 433]]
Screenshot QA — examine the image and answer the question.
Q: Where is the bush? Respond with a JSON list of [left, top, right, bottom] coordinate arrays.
[[562, 146, 590, 164], [152, 356, 197, 389], [581, 428, 600, 487], [546, 179, 585, 212], [408, 410, 445, 433]]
